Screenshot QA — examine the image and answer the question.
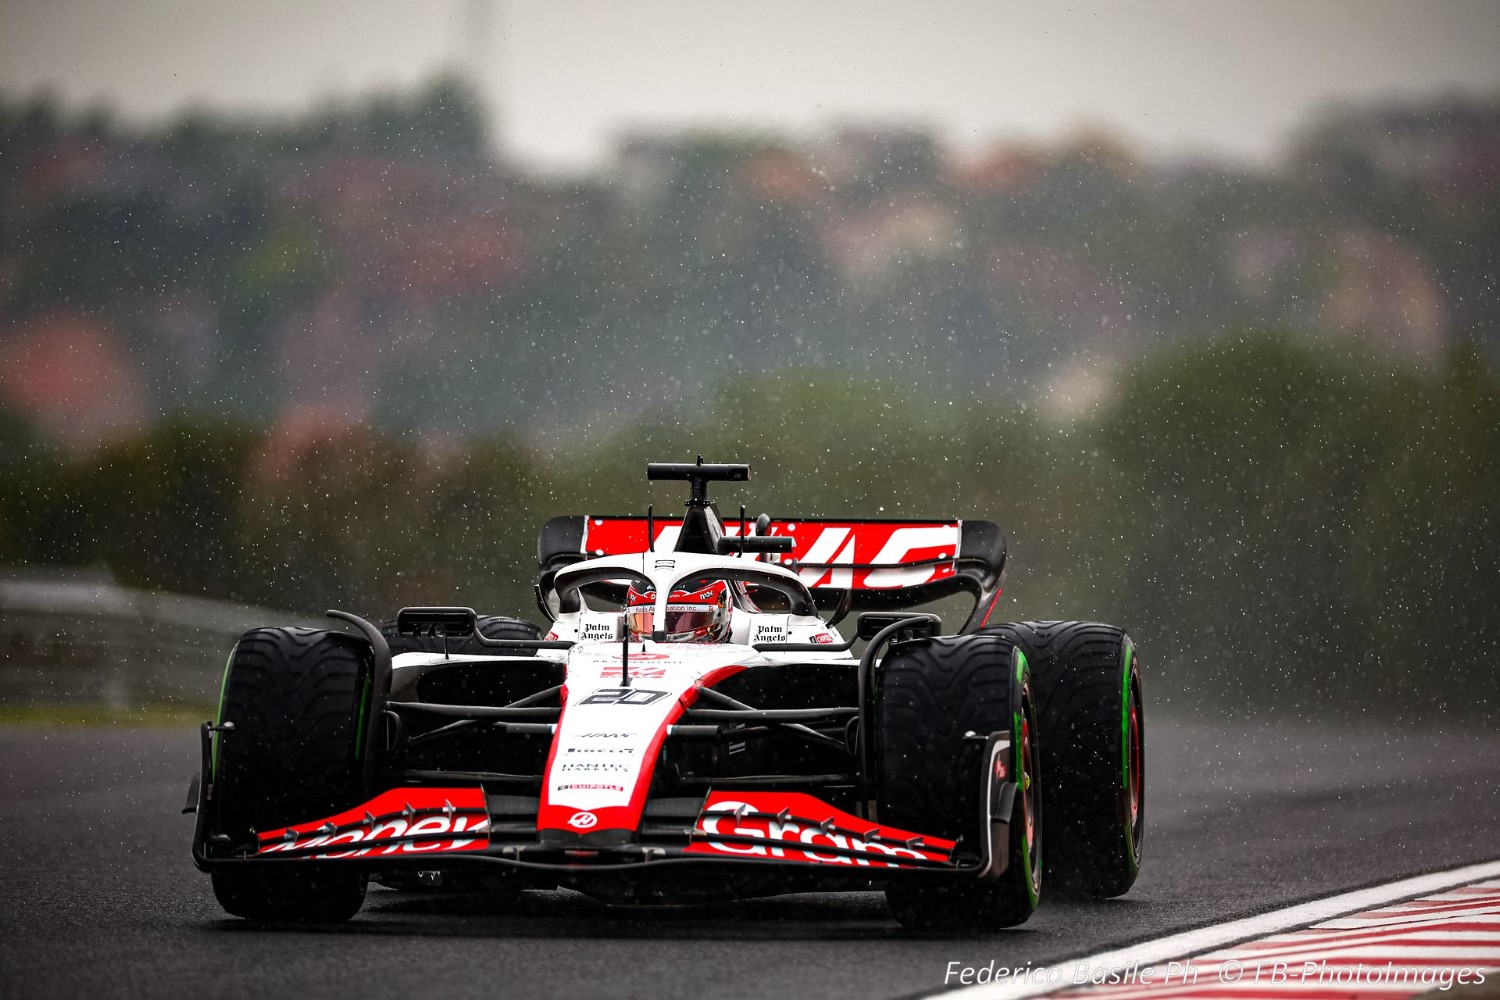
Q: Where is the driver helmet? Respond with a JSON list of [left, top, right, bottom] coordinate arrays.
[[625, 580, 730, 643]]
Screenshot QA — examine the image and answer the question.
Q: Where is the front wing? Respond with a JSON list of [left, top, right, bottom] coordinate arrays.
[[190, 727, 1017, 883]]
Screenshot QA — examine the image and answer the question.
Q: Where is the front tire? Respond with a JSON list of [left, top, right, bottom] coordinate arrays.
[[878, 633, 1041, 931], [210, 627, 372, 922]]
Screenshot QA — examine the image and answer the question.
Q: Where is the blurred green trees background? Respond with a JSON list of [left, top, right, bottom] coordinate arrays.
[[2, 336, 1495, 718], [2, 81, 1497, 717]]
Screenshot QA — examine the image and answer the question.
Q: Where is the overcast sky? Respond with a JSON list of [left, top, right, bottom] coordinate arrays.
[[3, 0, 1498, 172]]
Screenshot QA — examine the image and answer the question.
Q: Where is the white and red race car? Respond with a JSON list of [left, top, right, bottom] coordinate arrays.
[[189, 460, 1144, 930]]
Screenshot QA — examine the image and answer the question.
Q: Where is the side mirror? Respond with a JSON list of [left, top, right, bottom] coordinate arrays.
[[396, 607, 478, 637], [855, 612, 942, 642]]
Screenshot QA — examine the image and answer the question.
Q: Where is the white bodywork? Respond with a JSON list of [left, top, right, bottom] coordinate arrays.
[[390, 551, 850, 835]]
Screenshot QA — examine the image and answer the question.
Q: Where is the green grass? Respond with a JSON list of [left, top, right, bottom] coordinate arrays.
[[0, 703, 216, 727]]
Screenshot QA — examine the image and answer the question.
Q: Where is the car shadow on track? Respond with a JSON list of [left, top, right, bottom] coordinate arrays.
[[207, 888, 1066, 941]]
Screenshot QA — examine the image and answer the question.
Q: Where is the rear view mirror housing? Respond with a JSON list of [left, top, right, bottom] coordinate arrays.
[[396, 607, 478, 637], [855, 612, 942, 642]]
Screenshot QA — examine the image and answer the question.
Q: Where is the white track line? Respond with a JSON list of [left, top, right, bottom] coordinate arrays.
[[931, 858, 1500, 1000]]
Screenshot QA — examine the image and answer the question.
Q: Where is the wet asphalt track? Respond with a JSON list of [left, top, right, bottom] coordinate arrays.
[[2, 718, 1498, 1000]]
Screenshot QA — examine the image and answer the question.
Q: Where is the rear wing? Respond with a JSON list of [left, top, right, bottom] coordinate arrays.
[[538, 515, 1006, 628]]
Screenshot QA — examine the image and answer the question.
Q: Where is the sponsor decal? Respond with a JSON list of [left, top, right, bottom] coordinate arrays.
[[686, 791, 954, 869], [558, 762, 632, 773], [861, 525, 961, 588], [567, 810, 598, 829], [579, 518, 961, 590], [576, 732, 637, 739], [751, 618, 788, 643], [256, 787, 489, 859], [579, 687, 670, 706], [556, 783, 626, 792], [810, 632, 837, 645], [581, 620, 619, 641]]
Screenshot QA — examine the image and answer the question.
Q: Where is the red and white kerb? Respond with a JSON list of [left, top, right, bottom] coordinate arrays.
[[1054, 879, 1500, 999]]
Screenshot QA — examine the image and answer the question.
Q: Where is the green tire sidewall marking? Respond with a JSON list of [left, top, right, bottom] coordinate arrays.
[[1014, 646, 1039, 908], [1120, 636, 1139, 866], [354, 663, 372, 759], [211, 644, 237, 780]]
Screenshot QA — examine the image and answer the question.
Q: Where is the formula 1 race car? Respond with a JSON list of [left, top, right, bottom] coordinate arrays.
[[187, 460, 1143, 930]]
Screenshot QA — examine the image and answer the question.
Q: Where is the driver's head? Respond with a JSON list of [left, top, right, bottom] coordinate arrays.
[[625, 580, 730, 643]]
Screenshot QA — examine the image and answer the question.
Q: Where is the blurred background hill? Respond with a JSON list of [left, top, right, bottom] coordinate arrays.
[[0, 4, 1497, 718], [3, 81, 1498, 442]]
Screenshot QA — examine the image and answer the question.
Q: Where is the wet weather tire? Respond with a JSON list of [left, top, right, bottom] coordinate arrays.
[[878, 633, 1042, 931], [210, 626, 372, 922], [380, 615, 540, 657], [984, 621, 1142, 899]]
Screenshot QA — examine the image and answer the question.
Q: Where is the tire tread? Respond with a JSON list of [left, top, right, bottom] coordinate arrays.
[[981, 621, 1141, 898]]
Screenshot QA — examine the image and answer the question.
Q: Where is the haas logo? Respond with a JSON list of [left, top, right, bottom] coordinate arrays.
[[568, 811, 599, 830]]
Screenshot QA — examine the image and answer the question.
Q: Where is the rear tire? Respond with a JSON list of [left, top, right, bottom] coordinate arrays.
[[984, 621, 1142, 898], [211, 627, 371, 922], [878, 633, 1041, 931], [380, 615, 540, 657]]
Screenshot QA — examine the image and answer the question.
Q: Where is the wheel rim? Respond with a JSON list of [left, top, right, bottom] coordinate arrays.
[[1127, 692, 1144, 840], [1020, 708, 1041, 884]]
